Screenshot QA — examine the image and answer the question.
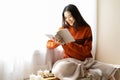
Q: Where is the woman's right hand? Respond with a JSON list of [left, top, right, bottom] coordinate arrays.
[[46, 39, 59, 49]]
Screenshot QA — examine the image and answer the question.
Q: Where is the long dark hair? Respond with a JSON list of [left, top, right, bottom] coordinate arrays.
[[62, 4, 90, 30]]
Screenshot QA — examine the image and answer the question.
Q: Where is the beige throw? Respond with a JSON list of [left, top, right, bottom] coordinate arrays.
[[52, 58, 120, 80]]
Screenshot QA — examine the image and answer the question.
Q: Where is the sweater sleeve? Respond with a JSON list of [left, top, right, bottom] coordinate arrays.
[[46, 27, 63, 49], [62, 27, 92, 61]]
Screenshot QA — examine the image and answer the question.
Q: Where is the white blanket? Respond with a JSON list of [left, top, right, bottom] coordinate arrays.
[[52, 58, 120, 80]]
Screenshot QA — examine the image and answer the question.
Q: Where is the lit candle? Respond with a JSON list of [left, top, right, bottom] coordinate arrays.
[[29, 74, 36, 80], [36, 76, 41, 80], [37, 70, 43, 76], [44, 70, 50, 75]]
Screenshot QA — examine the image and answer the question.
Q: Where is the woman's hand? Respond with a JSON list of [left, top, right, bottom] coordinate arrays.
[[46, 37, 60, 49], [55, 34, 64, 45]]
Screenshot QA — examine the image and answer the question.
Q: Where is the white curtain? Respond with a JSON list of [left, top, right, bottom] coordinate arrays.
[[0, 0, 97, 80]]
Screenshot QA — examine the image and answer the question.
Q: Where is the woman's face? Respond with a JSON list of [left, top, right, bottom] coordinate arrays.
[[64, 11, 75, 26]]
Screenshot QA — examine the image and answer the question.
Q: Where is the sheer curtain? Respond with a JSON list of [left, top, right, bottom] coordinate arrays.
[[0, 0, 97, 80]]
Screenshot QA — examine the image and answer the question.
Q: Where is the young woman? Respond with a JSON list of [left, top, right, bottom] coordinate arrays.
[[46, 4, 118, 80], [46, 4, 93, 61]]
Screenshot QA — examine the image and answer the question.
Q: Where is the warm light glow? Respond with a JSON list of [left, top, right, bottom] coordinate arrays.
[[0, 0, 96, 79]]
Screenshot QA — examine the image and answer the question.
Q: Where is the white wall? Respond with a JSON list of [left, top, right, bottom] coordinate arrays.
[[46, 0, 97, 58], [0, 0, 97, 60], [96, 0, 120, 64], [0, 0, 97, 79]]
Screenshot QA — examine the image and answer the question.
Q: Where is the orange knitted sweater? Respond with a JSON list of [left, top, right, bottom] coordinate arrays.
[[46, 26, 93, 61]]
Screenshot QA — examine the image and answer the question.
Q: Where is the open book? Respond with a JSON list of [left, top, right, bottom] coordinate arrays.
[[46, 29, 75, 45]]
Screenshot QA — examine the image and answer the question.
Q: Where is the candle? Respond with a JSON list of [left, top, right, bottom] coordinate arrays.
[[35, 76, 41, 80], [29, 74, 36, 80], [37, 70, 43, 76], [44, 70, 50, 74]]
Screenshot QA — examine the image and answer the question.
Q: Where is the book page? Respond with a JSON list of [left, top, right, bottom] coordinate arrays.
[[56, 29, 75, 44], [45, 29, 75, 45], [45, 34, 54, 39]]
